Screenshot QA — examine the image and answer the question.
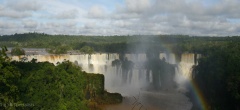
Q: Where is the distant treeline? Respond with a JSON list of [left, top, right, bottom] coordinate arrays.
[[1, 32, 240, 54]]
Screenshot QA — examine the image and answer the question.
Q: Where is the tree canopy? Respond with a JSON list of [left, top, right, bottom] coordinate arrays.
[[79, 46, 94, 55], [0, 47, 122, 110], [1, 32, 239, 54], [10, 47, 25, 56], [192, 42, 240, 110]]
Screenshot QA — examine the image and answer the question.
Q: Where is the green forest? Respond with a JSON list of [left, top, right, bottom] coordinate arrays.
[[0, 47, 122, 110], [1, 32, 240, 54], [191, 42, 240, 110]]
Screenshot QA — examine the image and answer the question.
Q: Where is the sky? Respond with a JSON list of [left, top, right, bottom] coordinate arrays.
[[0, 0, 240, 36]]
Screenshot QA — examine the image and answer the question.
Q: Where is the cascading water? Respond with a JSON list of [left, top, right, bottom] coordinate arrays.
[[173, 53, 200, 93], [11, 52, 197, 110]]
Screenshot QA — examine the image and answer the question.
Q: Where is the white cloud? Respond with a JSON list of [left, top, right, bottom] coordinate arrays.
[[88, 5, 106, 18], [6, 0, 42, 11], [40, 0, 86, 20], [54, 9, 79, 19], [112, 20, 133, 28], [0, 0, 240, 36], [0, 21, 18, 29], [125, 0, 151, 13], [36, 22, 79, 35], [0, 0, 43, 19], [0, 10, 31, 18], [22, 20, 38, 28], [0, 21, 22, 35], [84, 22, 97, 29]]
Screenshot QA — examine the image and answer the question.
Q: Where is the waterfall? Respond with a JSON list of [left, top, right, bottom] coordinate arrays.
[[11, 53, 198, 94], [11, 52, 195, 109]]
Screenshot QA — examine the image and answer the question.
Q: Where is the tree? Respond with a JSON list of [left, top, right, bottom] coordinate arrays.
[[193, 42, 240, 110], [11, 47, 25, 56], [46, 45, 71, 54], [79, 46, 94, 55], [0, 47, 21, 110]]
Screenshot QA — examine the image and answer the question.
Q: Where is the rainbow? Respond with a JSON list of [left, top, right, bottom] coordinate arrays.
[[161, 42, 209, 110], [189, 79, 209, 110]]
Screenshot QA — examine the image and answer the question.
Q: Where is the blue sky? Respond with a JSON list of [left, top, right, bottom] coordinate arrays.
[[0, 0, 240, 36]]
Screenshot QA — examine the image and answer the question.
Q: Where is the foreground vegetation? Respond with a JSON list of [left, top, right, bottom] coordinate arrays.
[[191, 42, 240, 110], [0, 47, 122, 110]]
